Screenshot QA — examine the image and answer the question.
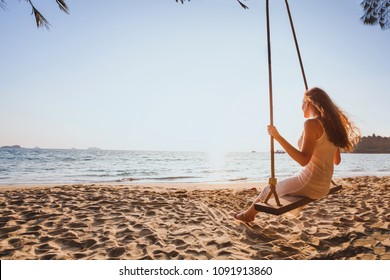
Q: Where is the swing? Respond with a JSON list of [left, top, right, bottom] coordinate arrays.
[[253, 0, 342, 216]]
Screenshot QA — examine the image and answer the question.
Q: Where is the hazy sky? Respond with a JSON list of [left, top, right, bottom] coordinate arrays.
[[1, 0, 389, 152]]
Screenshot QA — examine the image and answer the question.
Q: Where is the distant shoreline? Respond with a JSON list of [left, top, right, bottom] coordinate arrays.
[[1, 146, 390, 154], [353, 134, 390, 154], [0, 145, 22, 149], [2, 133, 390, 154]]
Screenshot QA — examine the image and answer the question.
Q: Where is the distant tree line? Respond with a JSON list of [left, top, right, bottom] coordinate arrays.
[[353, 134, 390, 153]]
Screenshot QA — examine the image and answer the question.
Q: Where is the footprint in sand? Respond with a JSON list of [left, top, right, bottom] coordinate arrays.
[[171, 239, 186, 247], [0, 225, 21, 235], [138, 228, 154, 237], [303, 226, 318, 235], [21, 231, 40, 237], [0, 216, 11, 224], [339, 216, 355, 226], [144, 234, 159, 245], [9, 199, 24, 206], [115, 228, 134, 239], [205, 240, 231, 251], [119, 233, 136, 243], [93, 217, 108, 226], [0, 249, 14, 258], [244, 227, 275, 242], [60, 231, 79, 240], [26, 225, 42, 232], [38, 243, 54, 250], [145, 210, 156, 217], [278, 244, 301, 255], [72, 253, 88, 259], [40, 235, 53, 243], [184, 249, 209, 260], [354, 213, 372, 222], [8, 238, 23, 248], [54, 238, 84, 251], [82, 238, 98, 249], [107, 247, 126, 258], [86, 205, 102, 211], [68, 222, 88, 229], [152, 248, 179, 260], [117, 223, 128, 230], [39, 253, 65, 260], [35, 247, 51, 255], [43, 221, 56, 228]]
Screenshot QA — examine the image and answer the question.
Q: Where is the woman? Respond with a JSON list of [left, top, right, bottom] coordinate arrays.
[[235, 87, 360, 222]]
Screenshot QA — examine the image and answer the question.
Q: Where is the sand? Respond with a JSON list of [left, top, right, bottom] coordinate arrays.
[[0, 176, 389, 260]]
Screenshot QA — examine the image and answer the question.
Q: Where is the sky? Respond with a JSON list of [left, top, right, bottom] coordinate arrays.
[[1, 0, 389, 152]]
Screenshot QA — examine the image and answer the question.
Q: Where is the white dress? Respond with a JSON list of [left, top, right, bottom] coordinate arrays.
[[258, 123, 338, 200]]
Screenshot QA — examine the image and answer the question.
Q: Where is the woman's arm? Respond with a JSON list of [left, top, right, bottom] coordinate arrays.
[[334, 148, 341, 165], [268, 119, 319, 167]]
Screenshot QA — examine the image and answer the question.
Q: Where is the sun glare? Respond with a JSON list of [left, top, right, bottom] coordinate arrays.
[[206, 150, 227, 169]]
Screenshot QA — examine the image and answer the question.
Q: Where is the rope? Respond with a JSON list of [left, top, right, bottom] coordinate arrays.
[[264, 0, 281, 206], [285, 0, 338, 188], [266, 0, 275, 180], [263, 1, 338, 206], [264, 0, 309, 205], [285, 0, 308, 91]]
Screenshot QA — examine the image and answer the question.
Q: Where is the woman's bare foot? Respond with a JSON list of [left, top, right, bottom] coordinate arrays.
[[233, 211, 254, 223]]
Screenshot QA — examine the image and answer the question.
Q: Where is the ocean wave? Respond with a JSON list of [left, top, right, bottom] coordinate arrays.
[[75, 173, 113, 178], [60, 158, 77, 162], [1, 150, 388, 185], [118, 176, 200, 182], [118, 178, 141, 182], [228, 177, 248, 182], [153, 176, 200, 181], [377, 168, 390, 172], [201, 169, 239, 174], [43, 167, 57, 171]]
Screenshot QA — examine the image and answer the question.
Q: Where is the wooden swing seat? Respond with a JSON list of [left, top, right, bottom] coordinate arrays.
[[254, 183, 342, 215]]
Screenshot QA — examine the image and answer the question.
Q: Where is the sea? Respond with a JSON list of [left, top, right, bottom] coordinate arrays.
[[0, 148, 389, 186]]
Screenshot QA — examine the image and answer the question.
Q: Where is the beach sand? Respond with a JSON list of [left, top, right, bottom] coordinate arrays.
[[0, 176, 389, 260]]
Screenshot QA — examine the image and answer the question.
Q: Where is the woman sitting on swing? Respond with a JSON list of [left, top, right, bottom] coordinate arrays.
[[235, 87, 360, 222]]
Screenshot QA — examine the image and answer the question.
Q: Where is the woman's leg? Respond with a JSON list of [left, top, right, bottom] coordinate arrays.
[[234, 187, 269, 222], [234, 177, 302, 222]]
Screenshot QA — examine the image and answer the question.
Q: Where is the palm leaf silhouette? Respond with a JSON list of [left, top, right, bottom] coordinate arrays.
[[1, 0, 389, 30], [176, 0, 248, 9], [56, 0, 69, 14], [361, 0, 390, 30], [0, 0, 69, 29], [177, 0, 389, 30]]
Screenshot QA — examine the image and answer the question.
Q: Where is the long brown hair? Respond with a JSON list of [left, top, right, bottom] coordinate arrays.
[[304, 87, 360, 152]]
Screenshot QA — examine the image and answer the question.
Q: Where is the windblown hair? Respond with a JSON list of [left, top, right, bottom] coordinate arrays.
[[304, 87, 360, 152]]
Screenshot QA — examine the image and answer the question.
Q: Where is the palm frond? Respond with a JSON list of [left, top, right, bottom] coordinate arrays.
[[175, 0, 248, 9], [236, 0, 249, 9], [23, 0, 69, 29], [0, 0, 7, 10], [361, 0, 390, 30], [31, 6, 51, 29], [24, 0, 51, 29], [56, 0, 69, 14], [2, 0, 388, 30]]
